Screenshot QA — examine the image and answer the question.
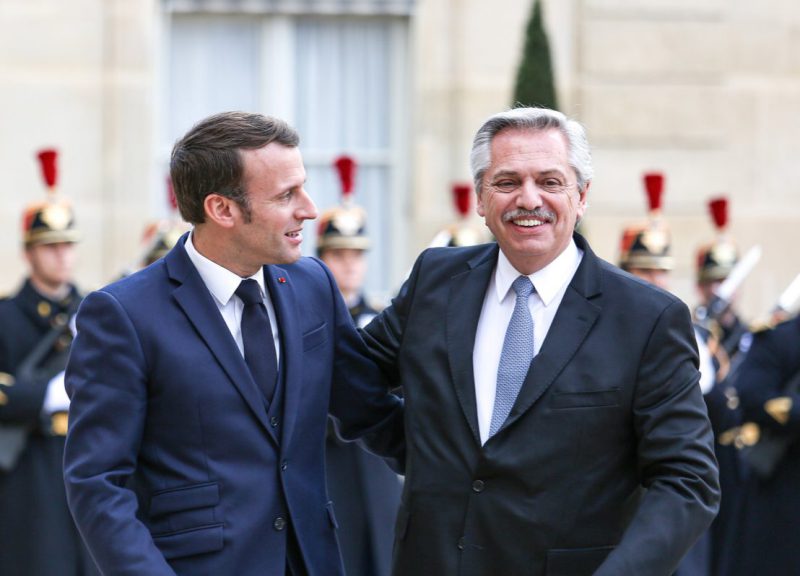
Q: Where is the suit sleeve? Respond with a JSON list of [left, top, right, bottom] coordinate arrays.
[[63, 290, 177, 576], [359, 249, 426, 388], [595, 300, 720, 576], [317, 259, 406, 473]]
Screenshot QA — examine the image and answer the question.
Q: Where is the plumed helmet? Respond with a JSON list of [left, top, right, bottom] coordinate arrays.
[[618, 172, 673, 271], [22, 149, 81, 247], [316, 155, 370, 254], [429, 182, 491, 248], [140, 220, 191, 267], [696, 197, 738, 284]]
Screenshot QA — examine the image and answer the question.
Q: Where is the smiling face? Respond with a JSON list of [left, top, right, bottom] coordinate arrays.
[[477, 127, 588, 274], [228, 143, 318, 274]]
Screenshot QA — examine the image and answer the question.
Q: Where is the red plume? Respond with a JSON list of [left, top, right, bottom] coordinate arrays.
[[166, 176, 177, 211], [334, 155, 357, 200], [37, 148, 58, 190], [643, 172, 664, 213], [708, 197, 728, 230], [452, 183, 472, 217]]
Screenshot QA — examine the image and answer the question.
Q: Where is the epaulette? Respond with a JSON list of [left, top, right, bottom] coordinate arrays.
[[749, 318, 775, 334], [750, 314, 795, 334]]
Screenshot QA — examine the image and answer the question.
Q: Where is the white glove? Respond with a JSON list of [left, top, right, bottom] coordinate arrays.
[[695, 330, 716, 395], [43, 371, 70, 414]]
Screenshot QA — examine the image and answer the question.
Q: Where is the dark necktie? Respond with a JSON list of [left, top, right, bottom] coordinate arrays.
[[235, 279, 278, 404], [489, 275, 535, 438]]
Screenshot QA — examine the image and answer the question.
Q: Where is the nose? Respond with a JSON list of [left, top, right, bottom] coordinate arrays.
[[516, 178, 543, 210], [298, 188, 318, 220]]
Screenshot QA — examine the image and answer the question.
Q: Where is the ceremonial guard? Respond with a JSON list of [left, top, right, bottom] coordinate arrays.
[[428, 182, 493, 248], [693, 197, 762, 576], [618, 172, 715, 576], [727, 313, 800, 575], [133, 180, 192, 271], [0, 149, 97, 575], [318, 155, 402, 576], [695, 197, 752, 373]]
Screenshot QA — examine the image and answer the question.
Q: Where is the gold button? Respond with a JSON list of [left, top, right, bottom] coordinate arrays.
[[38, 301, 52, 317], [0, 390, 8, 406], [51, 412, 69, 436], [0, 372, 14, 386]]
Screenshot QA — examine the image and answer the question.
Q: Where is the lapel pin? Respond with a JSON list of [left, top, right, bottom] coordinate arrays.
[[277, 277, 287, 284]]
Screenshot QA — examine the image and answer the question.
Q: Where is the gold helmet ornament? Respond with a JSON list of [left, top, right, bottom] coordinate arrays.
[[135, 177, 191, 268], [429, 182, 490, 248], [316, 155, 370, 255], [697, 197, 738, 284], [22, 148, 81, 247], [618, 172, 673, 271]]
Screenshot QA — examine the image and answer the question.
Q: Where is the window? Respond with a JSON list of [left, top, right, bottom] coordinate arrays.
[[161, 5, 410, 296]]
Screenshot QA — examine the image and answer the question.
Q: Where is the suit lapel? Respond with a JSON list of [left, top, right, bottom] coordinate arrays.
[[165, 236, 273, 438], [500, 234, 603, 433], [264, 265, 302, 449], [447, 246, 498, 444]]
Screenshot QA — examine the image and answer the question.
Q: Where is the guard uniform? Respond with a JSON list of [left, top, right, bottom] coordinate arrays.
[[618, 172, 714, 576], [693, 197, 754, 576], [727, 315, 800, 575], [318, 155, 402, 576], [0, 149, 97, 575]]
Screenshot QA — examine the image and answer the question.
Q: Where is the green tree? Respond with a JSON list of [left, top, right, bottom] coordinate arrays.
[[512, 0, 558, 110]]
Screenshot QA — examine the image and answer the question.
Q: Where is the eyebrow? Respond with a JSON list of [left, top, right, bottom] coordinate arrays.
[[489, 168, 567, 180]]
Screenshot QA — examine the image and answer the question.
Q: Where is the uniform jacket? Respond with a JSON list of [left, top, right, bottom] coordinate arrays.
[[730, 315, 800, 575], [0, 280, 96, 576], [63, 236, 404, 576], [362, 234, 720, 576], [325, 293, 401, 576]]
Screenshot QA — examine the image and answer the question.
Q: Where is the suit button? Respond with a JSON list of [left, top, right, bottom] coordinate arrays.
[[457, 537, 465, 550], [270, 416, 279, 427], [472, 479, 485, 493], [273, 516, 287, 531], [281, 460, 288, 471]]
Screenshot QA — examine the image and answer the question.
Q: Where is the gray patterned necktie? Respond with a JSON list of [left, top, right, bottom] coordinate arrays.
[[489, 275, 535, 438]]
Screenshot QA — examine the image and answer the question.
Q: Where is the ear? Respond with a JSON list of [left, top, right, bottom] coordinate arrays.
[[204, 194, 238, 229], [476, 188, 486, 217], [575, 181, 590, 219]]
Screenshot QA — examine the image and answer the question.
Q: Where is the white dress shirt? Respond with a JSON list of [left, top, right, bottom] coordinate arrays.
[[184, 232, 281, 364], [473, 240, 583, 444]]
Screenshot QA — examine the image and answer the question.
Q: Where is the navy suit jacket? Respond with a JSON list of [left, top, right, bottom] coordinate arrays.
[[362, 234, 719, 576], [63, 236, 403, 576]]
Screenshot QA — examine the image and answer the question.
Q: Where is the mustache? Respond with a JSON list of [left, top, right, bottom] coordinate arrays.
[[502, 208, 556, 223]]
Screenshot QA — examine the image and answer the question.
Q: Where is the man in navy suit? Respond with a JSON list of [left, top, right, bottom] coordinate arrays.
[[362, 107, 719, 575], [63, 111, 404, 576]]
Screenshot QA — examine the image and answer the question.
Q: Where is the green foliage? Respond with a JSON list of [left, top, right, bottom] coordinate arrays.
[[512, 0, 558, 110]]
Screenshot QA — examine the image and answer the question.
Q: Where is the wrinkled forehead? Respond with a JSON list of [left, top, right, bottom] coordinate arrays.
[[487, 127, 573, 175]]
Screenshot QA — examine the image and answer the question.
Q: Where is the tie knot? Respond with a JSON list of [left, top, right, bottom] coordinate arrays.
[[235, 279, 263, 306], [511, 275, 534, 299]]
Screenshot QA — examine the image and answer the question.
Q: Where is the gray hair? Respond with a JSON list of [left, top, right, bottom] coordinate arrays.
[[469, 107, 593, 195]]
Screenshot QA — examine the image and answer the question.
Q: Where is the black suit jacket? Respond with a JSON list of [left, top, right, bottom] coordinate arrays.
[[362, 234, 719, 576]]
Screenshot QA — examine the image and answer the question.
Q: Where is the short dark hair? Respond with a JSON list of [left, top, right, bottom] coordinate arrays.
[[170, 111, 300, 224]]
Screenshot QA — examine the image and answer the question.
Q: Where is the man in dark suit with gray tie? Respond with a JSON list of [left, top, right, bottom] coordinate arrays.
[[63, 111, 403, 576], [362, 107, 719, 576]]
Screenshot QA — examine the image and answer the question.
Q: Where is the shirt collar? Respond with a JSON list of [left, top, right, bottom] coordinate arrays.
[[184, 231, 266, 305], [494, 239, 582, 307]]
